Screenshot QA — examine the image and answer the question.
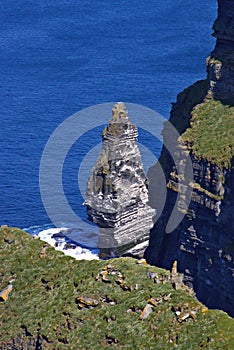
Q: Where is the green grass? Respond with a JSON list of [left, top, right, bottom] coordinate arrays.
[[181, 100, 234, 168], [0, 227, 234, 349]]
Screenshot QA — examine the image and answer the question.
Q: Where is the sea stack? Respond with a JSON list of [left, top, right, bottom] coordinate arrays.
[[84, 102, 154, 257]]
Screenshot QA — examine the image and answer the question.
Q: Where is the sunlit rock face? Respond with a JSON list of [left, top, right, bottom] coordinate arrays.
[[84, 102, 154, 257]]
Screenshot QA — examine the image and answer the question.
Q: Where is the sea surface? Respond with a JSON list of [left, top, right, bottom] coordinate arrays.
[[1, 1, 217, 256]]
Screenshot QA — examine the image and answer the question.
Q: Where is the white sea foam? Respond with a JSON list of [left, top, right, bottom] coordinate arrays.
[[34, 227, 99, 260]]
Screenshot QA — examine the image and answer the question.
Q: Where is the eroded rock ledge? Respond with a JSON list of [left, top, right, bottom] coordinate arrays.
[[84, 102, 154, 257]]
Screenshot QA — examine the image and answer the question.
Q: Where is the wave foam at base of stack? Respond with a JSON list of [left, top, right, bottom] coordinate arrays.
[[37, 228, 99, 260]]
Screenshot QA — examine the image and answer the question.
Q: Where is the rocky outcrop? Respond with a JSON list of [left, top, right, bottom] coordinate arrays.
[[145, 0, 234, 317], [206, 0, 234, 103], [84, 102, 154, 257]]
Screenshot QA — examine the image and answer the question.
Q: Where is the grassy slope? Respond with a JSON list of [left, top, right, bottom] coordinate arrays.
[[0, 227, 233, 349], [181, 100, 234, 169]]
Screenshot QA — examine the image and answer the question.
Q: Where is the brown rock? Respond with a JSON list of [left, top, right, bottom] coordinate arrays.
[[0, 284, 13, 302], [139, 304, 153, 320]]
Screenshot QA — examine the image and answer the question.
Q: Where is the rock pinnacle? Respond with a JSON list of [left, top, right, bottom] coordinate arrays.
[[84, 103, 154, 257]]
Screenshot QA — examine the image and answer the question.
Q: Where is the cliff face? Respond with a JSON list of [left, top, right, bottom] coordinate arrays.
[[206, 0, 234, 103], [145, 0, 234, 317], [84, 103, 154, 257]]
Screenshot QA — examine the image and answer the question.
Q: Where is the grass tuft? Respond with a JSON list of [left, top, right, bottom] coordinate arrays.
[[181, 100, 234, 169]]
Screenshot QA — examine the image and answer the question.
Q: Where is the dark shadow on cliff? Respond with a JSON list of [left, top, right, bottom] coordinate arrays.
[[146, 78, 210, 233], [145, 79, 210, 262]]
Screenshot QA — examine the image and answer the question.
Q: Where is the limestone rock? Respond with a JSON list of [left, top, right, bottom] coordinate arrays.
[[0, 284, 13, 302], [84, 102, 154, 257], [76, 297, 99, 308], [139, 304, 153, 320], [171, 261, 184, 290]]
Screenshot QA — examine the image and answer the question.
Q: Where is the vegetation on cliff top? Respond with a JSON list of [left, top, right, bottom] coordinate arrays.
[[181, 100, 234, 169], [0, 227, 233, 349]]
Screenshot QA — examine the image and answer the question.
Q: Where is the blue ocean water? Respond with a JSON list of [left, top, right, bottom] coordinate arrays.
[[1, 1, 217, 232]]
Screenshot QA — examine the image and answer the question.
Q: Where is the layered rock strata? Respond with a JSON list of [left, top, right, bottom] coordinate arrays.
[[84, 102, 154, 257], [145, 0, 234, 317]]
